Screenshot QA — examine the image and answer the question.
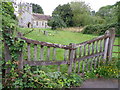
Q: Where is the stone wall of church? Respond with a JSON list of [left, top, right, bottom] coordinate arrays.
[[33, 20, 50, 28]]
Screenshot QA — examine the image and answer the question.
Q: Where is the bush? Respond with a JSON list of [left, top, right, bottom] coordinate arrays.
[[82, 24, 103, 35], [3, 63, 83, 88], [82, 23, 120, 36], [84, 60, 120, 79]]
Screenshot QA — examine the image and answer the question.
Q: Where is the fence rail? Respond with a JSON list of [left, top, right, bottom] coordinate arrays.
[[113, 34, 120, 54]]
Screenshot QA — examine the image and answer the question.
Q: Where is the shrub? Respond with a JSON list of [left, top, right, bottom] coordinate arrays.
[[82, 24, 103, 35], [3, 62, 83, 88], [82, 23, 120, 36], [84, 60, 120, 79]]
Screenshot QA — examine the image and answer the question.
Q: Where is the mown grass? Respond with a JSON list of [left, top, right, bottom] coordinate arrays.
[[19, 28, 98, 44], [19, 28, 119, 73]]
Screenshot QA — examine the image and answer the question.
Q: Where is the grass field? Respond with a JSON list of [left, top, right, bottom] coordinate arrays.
[[18, 28, 119, 72]]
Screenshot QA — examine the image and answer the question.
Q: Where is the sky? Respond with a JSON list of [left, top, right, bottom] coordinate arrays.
[[15, 0, 119, 15]]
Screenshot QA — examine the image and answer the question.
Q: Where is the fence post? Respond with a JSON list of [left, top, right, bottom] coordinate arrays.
[[103, 30, 110, 63], [18, 50, 23, 70], [4, 42, 11, 74], [107, 28, 115, 62], [68, 43, 76, 74]]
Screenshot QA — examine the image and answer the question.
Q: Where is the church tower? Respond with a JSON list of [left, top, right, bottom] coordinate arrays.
[[17, 2, 33, 28]]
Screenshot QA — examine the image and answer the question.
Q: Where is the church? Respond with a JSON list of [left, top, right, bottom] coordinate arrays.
[[15, 2, 51, 28]]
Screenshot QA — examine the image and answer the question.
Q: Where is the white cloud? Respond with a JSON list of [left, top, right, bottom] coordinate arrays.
[[16, 0, 119, 15]]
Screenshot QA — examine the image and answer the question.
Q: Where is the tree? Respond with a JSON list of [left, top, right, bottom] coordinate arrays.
[[115, 1, 120, 23], [52, 3, 73, 27], [96, 5, 117, 24], [2, 2, 17, 35], [32, 3, 44, 14], [70, 1, 92, 26], [48, 15, 66, 30]]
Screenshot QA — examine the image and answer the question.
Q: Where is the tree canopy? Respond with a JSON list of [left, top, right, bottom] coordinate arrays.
[[32, 3, 44, 14], [96, 5, 117, 24], [115, 1, 120, 23], [48, 15, 66, 30], [50, 1, 119, 29], [52, 3, 73, 27]]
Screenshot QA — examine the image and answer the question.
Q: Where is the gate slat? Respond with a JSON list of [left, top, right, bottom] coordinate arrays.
[[47, 46, 50, 60], [92, 42, 95, 54], [27, 43, 30, 61], [85, 59, 89, 71], [88, 44, 90, 55], [53, 47, 56, 61], [74, 49, 77, 73], [64, 49, 68, 61], [84, 45, 86, 56], [34, 44, 37, 61], [78, 61, 80, 73], [94, 57, 97, 69], [96, 41, 98, 53], [82, 60, 85, 73], [40, 45, 44, 60], [78, 46, 82, 73], [100, 40, 103, 52], [79, 46, 82, 57], [90, 57, 93, 71]]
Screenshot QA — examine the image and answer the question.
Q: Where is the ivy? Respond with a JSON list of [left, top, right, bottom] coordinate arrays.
[[3, 62, 83, 88], [1, 2, 26, 88]]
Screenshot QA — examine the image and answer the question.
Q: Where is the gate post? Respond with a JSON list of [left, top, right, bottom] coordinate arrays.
[[18, 50, 23, 70], [107, 28, 115, 62], [68, 43, 76, 74], [4, 42, 11, 74], [103, 30, 110, 63]]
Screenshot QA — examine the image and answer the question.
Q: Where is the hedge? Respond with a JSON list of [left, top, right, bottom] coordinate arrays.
[[82, 23, 120, 36]]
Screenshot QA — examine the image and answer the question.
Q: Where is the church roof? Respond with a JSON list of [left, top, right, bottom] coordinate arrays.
[[32, 13, 51, 20]]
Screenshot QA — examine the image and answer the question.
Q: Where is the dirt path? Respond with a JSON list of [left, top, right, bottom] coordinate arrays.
[[80, 78, 119, 88]]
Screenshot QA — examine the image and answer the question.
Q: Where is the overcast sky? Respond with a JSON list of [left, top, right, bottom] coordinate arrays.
[[16, 0, 119, 15]]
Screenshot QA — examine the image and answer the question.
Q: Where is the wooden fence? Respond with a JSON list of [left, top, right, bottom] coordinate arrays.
[[4, 28, 115, 74], [113, 34, 120, 54]]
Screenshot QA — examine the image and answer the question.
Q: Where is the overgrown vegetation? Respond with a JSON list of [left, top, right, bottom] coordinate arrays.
[[82, 23, 120, 35], [84, 60, 120, 79], [3, 61, 83, 88]]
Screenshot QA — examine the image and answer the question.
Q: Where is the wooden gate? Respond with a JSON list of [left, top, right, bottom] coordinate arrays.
[[5, 28, 115, 74]]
